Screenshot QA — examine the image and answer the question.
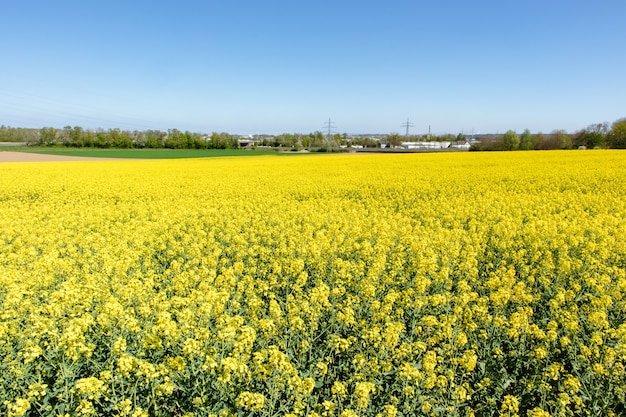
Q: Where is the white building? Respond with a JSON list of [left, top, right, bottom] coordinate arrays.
[[401, 141, 451, 150]]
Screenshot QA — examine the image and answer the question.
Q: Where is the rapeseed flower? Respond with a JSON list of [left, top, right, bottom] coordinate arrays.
[[1, 151, 625, 416]]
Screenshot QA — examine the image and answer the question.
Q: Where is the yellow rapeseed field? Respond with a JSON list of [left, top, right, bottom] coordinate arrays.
[[1, 151, 625, 417]]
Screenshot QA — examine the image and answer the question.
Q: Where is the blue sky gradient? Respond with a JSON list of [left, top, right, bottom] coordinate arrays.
[[1, 1, 625, 135]]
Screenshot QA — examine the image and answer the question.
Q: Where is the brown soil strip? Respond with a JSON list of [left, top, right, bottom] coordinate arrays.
[[0, 152, 122, 162]]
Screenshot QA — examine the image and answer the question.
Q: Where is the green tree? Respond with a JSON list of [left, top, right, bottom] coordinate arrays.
[[502, 130, 520, 150], [59, 125, 72, 145], [192, 133, 208, 149], [306, 131, 325, 149], [386, 133, 403, 148], [109, 128, 133, 148], [554, 130, 572, 149], [351, 136, 379, 148], [538, 130, 571, 150], [181, 131, 194, 148], [519, 129, 534, 150], [94, 130, 109, 148], [208, 132, 239, 149], [573, 123, 607, 149], [145, 130, 166, 148], [534, 133, 545, 149], [274, 133, 299, 148], [606, 118, 626, 149], [67, 126, 91, 147], [23, 128, 40, 145], [0, 126, 39, 142], [164, 129, 184, 149], [332, 133, 342, 147], [39, 127, 57, 146], [132, 130, 146, 148], [341, 132, 349, 146]]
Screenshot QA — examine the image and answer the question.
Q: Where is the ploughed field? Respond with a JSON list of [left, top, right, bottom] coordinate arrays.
[[1, 151, 625, 417]]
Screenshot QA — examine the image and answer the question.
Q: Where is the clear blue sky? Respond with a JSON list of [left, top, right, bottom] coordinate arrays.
[[1, 1, 625, 135]]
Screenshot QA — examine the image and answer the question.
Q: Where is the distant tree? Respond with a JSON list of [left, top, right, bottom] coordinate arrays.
[[163, 129, 199, 149], [67, 126, 91, 147], [437, 134, 456, 142], [164, 129, 184, 149], [351, 136, 379, 148], [538, 133, 558, 150], [192, 133, 208, 149], [606, 118, 626, 149], [70, 126, 82, 147], [470, 135, 502, 151], [519, 129, 534, 150], [322, 135, 334, 152], [94, 130, 109, 148], [386, 133, 403, 148], [307, 131, 325, 149], [39, 127, 57, 146], [573, 123, 608, 149], [456, 133, 465, 143], [209, 132, 239, 149], [23, 128, 40, 145], [275, 133, 300, 148], [502, 130, 520, 150], [332, 133, 342, 147], [533, 133, 545, 149], [0, 126, 38, 142], [182, 131, 195, 148], [538, 130, 571, 150], [271, 134, 282, 147], [132, 130, 146, 148], [145, 130, 166, 148], [108, 129, 132, 148], [555, 130, 572, 149], [402, 134, 420, 142], [59, 126, 72, 145], [229, 135, 240, 149]]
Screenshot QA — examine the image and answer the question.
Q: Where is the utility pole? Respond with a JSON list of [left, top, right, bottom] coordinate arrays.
[[324, 117, 336, 138], [401, 117, 414, 137]]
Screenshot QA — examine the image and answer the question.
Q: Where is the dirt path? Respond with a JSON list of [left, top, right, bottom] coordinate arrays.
[[0, 152, 122, 162]]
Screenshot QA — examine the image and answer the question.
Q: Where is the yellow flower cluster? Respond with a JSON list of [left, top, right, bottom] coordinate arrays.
[[1, 150, 625, 416]]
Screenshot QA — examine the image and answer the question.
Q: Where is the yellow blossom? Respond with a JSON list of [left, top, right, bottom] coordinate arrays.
[[5, 398, 30, 417]]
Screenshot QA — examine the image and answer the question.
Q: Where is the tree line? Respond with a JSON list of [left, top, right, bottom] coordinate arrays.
[[470, 118, 626, 151], [0, 126, 382, 150], [1, 117, 625, 150], [0, 126, 241, 149]]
